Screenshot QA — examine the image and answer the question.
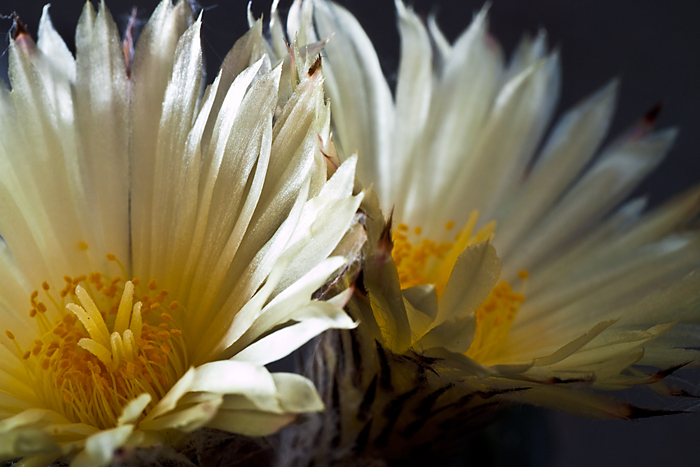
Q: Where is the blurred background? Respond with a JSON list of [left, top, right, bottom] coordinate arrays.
[[0, 0, 698, 465]]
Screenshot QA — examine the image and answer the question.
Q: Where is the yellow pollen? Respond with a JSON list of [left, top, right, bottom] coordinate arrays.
[[391, 211, 495, 297], [6, 266, 188, 430], [465, 281, 525, 363], [77, 241, 89, 251]]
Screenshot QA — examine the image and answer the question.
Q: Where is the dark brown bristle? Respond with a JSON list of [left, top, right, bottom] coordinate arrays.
[[643, 101, 663, 125], [10, 12, 29, 41], [308, 55, 322, 77], [123, 7, 138, 78]]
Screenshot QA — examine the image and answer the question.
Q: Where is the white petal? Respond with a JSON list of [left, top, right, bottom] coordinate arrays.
[[206, 409, 295, 437], [271, 373, 324, 413], [311, 0, 394, 192], [117, 394, 151, 426], [231, 301, 356, 365], [437, 242, 500, 326], [505, 128, 676, 276], [390, 1, 433, 203], [495, 81, 617, 258], [70, 425, 133, 467]]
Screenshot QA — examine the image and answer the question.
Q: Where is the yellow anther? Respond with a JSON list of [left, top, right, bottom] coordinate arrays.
[[518, 270, 529, 279], [106, 253, 117, 261], [42, 282, 50, 291], [22, 351, 30, 360], [147, 279, 158, 291], [397, 223, 409, 232], [161, 312, 173, 321], [77, 241, 89, 250], [414, 227, 422, 235], [445, 221, 455, 230], [73, 275, 87, 284], [5, 330, 15, 340]]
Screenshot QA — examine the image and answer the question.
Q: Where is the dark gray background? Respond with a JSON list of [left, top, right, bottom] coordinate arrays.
[[0, 1, 698, 466]]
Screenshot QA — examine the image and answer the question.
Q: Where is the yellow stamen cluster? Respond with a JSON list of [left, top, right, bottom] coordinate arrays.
[[466, 281, 525, 363], [392, 223, 454, 291], [7, 258, 187, 429], [391, 212, 495, 297]]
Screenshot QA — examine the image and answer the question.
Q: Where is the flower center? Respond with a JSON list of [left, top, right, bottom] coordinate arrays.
[[5, 255, 187, 429], [391, 212, 527, 362]]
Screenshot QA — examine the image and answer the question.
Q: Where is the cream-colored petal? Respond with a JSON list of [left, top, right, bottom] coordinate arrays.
[[403, 8, 501, 228], [437, 242, 500, 326], [311, 0, 394, 191], [73, 0, 130, 268], [138, 398, 222, 433], [70, 425, 133, 467], [443, 53, 560, 226], [200, 21, 266, 155], [231, 301, 356, 365], [271, 373, 324, 413], [403, 297, 435, 343], [146, 18, 203, 280], [390, 1, 433, 204], [415, 314, 477, 354], [117, 394, 151, 426], [186, 361, 283, 414], [505, 128, 676, 276], [227, 256, 348, 357], [504, 30, 548, 81], [208, 409, 297, 437], [130, 0, 192, 274], [495, 82, 617, 260], [142, 367, 195, 423], [0, 427, 56, 459]]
